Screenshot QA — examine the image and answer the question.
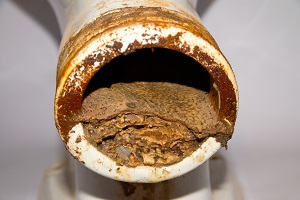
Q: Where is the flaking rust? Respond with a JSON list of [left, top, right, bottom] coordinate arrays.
[[78, 82, 232, 167], [55, 7, 237, 141], [54, 4, 238, 182]]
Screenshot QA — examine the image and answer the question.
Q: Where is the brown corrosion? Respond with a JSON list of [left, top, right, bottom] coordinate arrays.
[[77, 82, 232, 167], [55, 6, 237, 145]]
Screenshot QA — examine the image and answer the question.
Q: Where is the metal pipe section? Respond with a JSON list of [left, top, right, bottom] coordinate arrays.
[[49, 0, 238, 183]]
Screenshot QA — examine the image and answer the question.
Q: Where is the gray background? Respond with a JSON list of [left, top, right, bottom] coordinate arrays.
[[1, 0, 300, 199]]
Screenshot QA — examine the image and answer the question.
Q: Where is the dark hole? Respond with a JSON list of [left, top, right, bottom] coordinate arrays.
[[100, 135, 116, 143], [84, 48, 210, 98], [122, 125, 145, 131]]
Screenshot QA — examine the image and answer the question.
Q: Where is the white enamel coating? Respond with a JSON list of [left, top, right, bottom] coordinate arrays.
[[68, 123, 221, 182]]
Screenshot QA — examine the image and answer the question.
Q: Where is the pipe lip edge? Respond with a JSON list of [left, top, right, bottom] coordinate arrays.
[[54, 7, 238, 181], [67, 122, 221, 183], [55, 20, 238, 141]]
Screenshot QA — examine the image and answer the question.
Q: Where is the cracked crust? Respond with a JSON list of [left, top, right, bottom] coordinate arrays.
[[77, 82, 232, 167]]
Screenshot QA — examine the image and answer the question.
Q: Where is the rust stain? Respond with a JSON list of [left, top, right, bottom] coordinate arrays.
[[55, 6, 237, 147], [75, 135, 82, 143]]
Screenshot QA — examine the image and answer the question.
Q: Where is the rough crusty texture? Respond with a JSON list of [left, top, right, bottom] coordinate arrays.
[[77, 82, 231, 167]]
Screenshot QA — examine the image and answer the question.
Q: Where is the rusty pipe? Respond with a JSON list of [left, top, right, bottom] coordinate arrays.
[[49, 0, 238, 183]]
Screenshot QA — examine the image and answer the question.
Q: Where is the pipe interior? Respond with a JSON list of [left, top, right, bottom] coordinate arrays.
[[83, 48, 211, 98], [79, 48, 226, 167]]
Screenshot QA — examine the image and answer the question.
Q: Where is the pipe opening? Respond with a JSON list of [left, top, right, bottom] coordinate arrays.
[[83, 48, 211, 99], [78, 48, 229, 167]]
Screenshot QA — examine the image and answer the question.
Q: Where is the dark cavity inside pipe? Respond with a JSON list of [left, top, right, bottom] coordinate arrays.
[[83, 48, 211, 98]]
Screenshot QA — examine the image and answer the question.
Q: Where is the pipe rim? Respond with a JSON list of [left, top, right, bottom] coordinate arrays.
[[55, 7, 238, 182]]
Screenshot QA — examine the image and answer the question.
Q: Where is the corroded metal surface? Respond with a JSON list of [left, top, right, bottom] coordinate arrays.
[[54, 5, 238, 182], [79, 82, 232, 167], [55, 6, 237, 141]]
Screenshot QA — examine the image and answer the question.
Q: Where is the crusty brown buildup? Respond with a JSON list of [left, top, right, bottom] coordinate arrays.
[[77, 82, 232, 167]]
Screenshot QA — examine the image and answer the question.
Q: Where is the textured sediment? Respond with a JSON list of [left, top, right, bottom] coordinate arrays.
[[77, 82, 231, 167]]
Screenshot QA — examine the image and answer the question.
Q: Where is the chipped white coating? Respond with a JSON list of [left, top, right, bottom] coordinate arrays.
[[67, 123, 221, 183]]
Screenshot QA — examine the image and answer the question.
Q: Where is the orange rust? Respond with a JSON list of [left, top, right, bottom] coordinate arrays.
[[55, 6, 237, 143], [56, 7, 219, 81]]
